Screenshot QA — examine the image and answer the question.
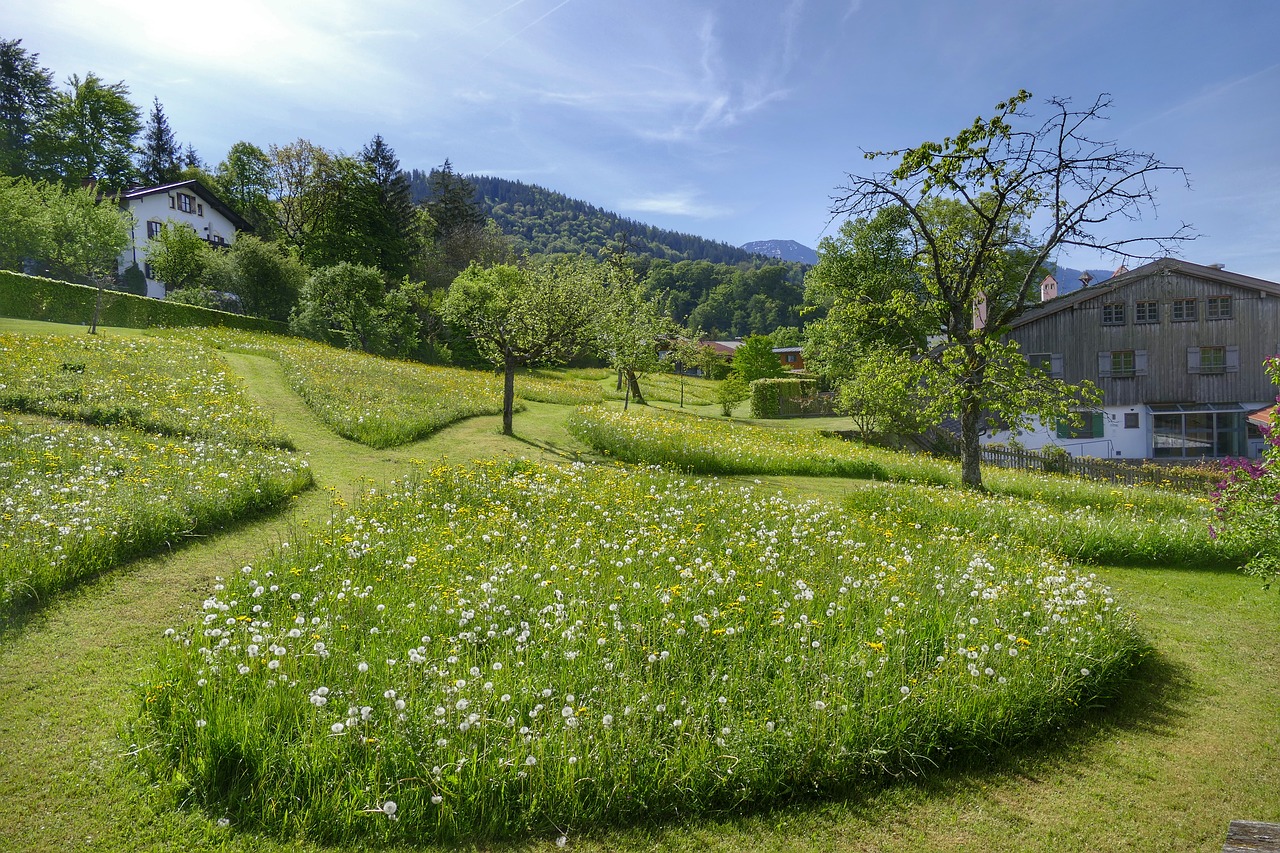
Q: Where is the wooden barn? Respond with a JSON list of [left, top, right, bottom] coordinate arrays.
[[984, 258, 1280, 460]]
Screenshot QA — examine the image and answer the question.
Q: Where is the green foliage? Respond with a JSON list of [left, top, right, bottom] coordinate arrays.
[[31, 72, 141, 190], [216, 234, 305, 322], [716, 374, 749, 416], [749, 377, 827, 419], [213, 141, 276, 238], [834, 346, 933, 441], [145, 220, 212, 291], [0, 269, 287, 332], [0, 38, 57, 178], [596, 262, 679, 405], [731, 334, 785, 384], [291, 262, 419, 357], [119, 262, 146, 295], [443, 257, 603, 434], [0, 175, 49, 269], [136, 97, 182, 185], [832, 92, 1186, 488], [1212, 359, 1280, 586]]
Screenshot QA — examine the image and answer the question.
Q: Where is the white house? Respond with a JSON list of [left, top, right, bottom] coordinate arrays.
[[118, 180, 251, 299]]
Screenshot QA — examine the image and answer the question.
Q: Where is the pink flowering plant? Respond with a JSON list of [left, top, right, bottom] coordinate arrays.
[[1212, 356, 1280, 587]]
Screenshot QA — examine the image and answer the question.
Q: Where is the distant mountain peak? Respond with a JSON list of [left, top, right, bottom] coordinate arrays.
[[741, 240, 818, 265]]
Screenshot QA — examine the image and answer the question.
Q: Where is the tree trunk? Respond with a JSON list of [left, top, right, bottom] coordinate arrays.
[[502, 353, 516, 436], [958, 391, 984, 490], [89, 277, 104, 335], [625, 368, 646, 405]]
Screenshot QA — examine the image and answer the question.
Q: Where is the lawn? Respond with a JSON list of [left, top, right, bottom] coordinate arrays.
[[0, 319, 1275, 852]]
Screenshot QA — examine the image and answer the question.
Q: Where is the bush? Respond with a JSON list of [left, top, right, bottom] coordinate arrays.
[[750, 377, 827, 418]]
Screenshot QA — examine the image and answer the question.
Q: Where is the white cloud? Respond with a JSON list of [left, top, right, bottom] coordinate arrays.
[[622, 191, 732, 219]]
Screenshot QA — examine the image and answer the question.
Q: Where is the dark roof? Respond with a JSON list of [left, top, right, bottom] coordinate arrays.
[[1010, 258, 1280, 330], [121, 179, 252, 233]]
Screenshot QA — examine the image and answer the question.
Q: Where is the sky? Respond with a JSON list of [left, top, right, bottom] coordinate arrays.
[[7, 0, 1280, 279]]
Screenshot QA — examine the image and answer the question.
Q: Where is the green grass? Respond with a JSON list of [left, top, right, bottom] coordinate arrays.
[[0, 414, 312, 618], [0, 331, 293, 447], [0, 319, 1276, 852], [165, 328, 602, 447], [135, 458, 1142, 844]]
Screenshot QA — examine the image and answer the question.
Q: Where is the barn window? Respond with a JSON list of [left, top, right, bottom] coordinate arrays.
[[1101, 303, 1125, 325], [1171, 298, 1197, 322], [1135, 301, 1159, 323], [1206, 296, 1232, 320]]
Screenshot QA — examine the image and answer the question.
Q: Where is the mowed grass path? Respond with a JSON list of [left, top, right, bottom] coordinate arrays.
[[0, 322, 1277, 852]]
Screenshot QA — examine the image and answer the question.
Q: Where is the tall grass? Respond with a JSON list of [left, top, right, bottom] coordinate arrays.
[[0, 332, 291, 447], [137, 459, 1144, 845], [167, 329, 602, 447], [0, 415, 312, 617]]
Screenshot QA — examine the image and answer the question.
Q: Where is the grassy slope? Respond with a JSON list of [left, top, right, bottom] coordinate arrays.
[[0, 320, 1276, 852]]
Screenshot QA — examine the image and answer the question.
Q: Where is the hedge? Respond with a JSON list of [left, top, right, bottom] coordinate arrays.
[[0, 270, 288, 334], [749, 377, 835, 418]]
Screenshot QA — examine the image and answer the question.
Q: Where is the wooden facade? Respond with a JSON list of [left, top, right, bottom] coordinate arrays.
[[993, 259, 1280, 460], [1009, 259, 1280, 407]]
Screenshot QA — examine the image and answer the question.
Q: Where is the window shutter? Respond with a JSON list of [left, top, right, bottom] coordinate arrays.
[[1092, 413, 1105, 437], [1135, 350, 1148, 376], [1187, 346, 1201, 374], [1050, 353, 1064, 378], [1097, 351, 1112, 378], [1056, 421, 1070, 439], [1226, 345, 1240, 373]]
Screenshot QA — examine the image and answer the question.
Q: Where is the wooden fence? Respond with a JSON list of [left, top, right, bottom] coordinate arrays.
[[979, 445, 1221, 493]]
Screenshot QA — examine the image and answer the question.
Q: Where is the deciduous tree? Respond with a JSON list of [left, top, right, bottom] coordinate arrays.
[[34, 73, 141, 190], [830, 91, 1188, 488], [443, 257, 601, 435], [730, 335, 784, 384]]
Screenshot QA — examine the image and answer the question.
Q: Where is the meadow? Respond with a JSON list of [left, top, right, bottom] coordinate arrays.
[[0, 331, 292, 447], [0, 414, 311, 617], [1, 318, 1276, 852], [169, 328, 603, 448], [137, 458, 1142, 844]]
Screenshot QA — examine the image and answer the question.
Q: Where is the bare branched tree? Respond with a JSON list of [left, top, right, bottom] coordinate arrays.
[[830, 91, 1193, 488]]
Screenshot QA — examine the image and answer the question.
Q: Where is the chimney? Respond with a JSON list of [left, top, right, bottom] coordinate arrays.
[[1040, 275, 1058, 302], [1209, 263, 1226, 270]]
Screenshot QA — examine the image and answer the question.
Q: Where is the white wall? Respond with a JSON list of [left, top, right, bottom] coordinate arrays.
[[117, 188, 239, 299]]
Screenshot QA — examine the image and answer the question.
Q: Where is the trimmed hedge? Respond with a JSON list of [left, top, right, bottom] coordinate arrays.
[[749, 377, 834, 418], [0, 270, 288, 334]]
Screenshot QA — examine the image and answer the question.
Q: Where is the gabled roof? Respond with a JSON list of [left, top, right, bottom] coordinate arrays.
[[121, 179, 252, 233], [1010, 258, 1280, 330]]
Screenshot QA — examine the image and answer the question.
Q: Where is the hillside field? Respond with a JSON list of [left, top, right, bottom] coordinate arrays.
[[0, 318, 1276, 852]]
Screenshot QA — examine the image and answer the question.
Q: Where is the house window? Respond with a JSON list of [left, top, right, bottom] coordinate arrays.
[[146, 220, 162, 239], [785, 353, 796, 363], [1135, 301, 1159, 324], [177, 193, 193, 213], [143, 263, 154, 280], [1171, 298, 1197, 322], [1206, 296, 1232, 319], [1187, 345, 1239, 374], [1199, 346, 1226, 374], [1057, 412, 1105, 439], [1028, 352, 1063, 378], [1124, 412, 1140, 429], [196, 203, 204, 217], [1101, 303, 1125, 325], [1110, 350, 1136, 377], [1153, 408, 1247, 458]]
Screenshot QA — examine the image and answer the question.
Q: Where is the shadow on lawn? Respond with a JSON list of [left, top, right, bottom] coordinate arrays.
[[574, 649, 1196, 850]]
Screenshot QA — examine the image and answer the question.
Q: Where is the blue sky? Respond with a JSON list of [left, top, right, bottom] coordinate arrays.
[[8, 0, 1280, 278]]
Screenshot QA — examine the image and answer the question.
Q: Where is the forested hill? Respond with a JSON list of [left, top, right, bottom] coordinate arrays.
[[407, 171, 761, 265]]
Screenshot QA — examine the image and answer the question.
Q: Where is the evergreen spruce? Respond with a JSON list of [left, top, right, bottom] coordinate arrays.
[[137, 97, 181, 185]]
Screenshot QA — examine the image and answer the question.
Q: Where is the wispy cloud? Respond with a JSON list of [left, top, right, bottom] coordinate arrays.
[[622, 190, 733, 219]]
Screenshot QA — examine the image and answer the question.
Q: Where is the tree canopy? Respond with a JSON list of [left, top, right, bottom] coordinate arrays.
[[828, 91, 1185, 488]]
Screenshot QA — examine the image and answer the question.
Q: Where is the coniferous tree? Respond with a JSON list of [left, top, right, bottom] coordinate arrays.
[[137, 97, 181, 185], [360, 134, 416, 280], [0, 39, 56, 177]]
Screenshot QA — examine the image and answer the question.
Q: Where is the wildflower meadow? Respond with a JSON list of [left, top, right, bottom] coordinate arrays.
[[0, 332, 292, 447], [169, 329, 603, 447], [137, 459, 1144, 844], [0, 415, 312, 617]]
